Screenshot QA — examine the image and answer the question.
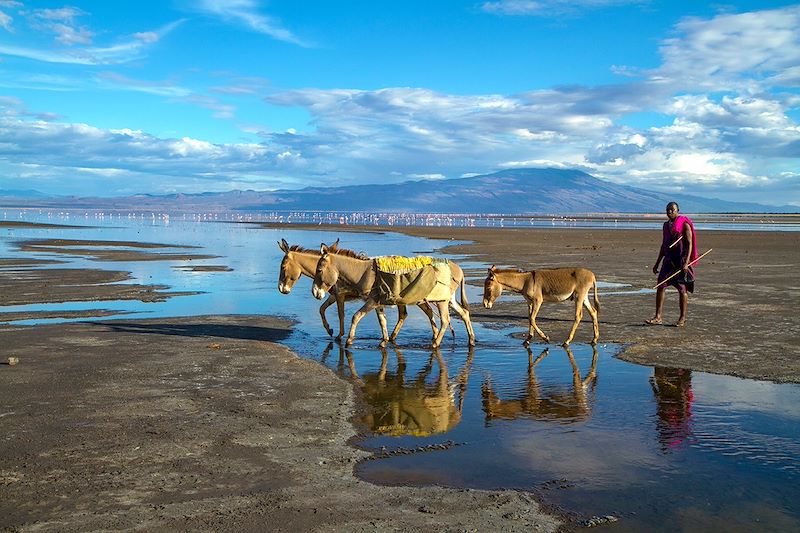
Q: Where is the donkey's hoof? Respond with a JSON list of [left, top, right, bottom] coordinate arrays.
[[345, 338, 354, 347], [326, 328, 334, 337]]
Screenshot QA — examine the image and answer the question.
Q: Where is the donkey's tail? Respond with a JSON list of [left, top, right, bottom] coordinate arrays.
[[592, 279, 600, 314], [460, 274, 470, 310]]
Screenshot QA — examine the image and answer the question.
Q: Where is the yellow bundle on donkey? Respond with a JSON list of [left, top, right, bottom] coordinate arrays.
[[373, 256, 450, 305]]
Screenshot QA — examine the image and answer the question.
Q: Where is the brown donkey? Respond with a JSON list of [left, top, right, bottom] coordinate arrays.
[[482, 265, 600, 346], [278, 239, 438, 341], [312, 243, 475, 348]]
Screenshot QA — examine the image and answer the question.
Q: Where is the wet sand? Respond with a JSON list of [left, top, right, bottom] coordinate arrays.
[[2, 222, 798, 531], [0, 315, 563, 532]]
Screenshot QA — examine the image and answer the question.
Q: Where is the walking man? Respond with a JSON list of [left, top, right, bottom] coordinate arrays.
[[646, 201, 698, 327]]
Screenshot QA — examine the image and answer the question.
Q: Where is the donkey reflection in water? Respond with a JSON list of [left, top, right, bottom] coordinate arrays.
[[362, 346, 474, 437], [278, 238, 438, 342], [481, 346, 598, 423], [482, 265, 600, 346], [312, 243, 475, 348]]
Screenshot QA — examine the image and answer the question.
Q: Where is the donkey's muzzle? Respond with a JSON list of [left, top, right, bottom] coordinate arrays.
[[312, 285, 326, 300]]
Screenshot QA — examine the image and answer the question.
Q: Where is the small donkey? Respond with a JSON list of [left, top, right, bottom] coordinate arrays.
[[482, 265, 600, 346]]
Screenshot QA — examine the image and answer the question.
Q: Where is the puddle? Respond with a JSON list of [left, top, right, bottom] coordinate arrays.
[[2, 210, 799, 530]]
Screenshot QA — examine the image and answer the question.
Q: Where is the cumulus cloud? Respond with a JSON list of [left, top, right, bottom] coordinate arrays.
[[0, 114, 311, 195]]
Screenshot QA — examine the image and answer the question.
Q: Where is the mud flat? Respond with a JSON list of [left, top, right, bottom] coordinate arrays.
[[0, 315, 563, 531], [1, 222, 798, 531]]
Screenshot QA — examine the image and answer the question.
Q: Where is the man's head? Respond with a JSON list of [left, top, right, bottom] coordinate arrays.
[[666, 202, 680, 220]]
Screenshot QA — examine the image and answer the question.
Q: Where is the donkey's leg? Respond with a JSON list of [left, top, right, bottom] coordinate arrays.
[[346, 300, 378, 346], [431, 301, 451, 349], [528, 298, 550, 345], [417, 302, 440, 341], [450, 297, 476, 346], [319, 293, 337, 337], [563, 290, 587, 346], [389, 304, 408, 342], [335, 292, 348, 340], [583, 293, 600, 345], [375, 306, 390, 346]]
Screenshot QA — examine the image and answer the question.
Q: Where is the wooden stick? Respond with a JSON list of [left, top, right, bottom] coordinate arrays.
[[653, 249, 713, 289], [668, 235, 682, 248]]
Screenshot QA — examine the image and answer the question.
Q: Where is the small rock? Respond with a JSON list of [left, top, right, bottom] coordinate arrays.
[[582, 515, 619, 527]]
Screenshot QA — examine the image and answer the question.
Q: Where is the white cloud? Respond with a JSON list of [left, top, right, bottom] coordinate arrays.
[[0, 19, 183, 65], [191, 0, 307, 46], [482, 0, 645, 16], [409, 173, 446, 180], [31, 6, 94, 45], [0, 9, 12, 32], [653, 6, 800, 91], [0, 115, 302, 195]]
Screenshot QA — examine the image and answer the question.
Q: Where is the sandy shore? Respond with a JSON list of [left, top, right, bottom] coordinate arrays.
[[1, 315, 562, 532], [2, 222, 798, 531]]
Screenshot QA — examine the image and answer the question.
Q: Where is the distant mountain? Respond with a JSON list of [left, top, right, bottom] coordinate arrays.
[[0, 168, 794, 213], [0, 189, 51, 199]]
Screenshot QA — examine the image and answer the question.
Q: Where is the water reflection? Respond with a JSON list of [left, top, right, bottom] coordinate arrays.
[[650, 367, 695, 453], [481, 345, 598, 424], [321, 342, 362, 384], [323, 343, 475, 437]]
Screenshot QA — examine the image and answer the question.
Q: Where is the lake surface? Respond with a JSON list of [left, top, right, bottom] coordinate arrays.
[[2, 209, 799, 530]]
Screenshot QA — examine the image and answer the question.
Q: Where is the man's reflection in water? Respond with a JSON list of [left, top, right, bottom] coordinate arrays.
[[650, 366, 695, 452], [338, 345, 475, 437], [481, 345, 599, 424]]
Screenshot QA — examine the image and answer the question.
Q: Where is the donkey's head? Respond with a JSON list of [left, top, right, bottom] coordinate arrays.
[[277, 238, 301, 294], [312, 243, 339, 300], [482, 265, 503, 309], [279, 238, 340, 294]]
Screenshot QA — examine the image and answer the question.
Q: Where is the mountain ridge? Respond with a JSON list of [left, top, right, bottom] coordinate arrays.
[[0, 168, 794, 213]]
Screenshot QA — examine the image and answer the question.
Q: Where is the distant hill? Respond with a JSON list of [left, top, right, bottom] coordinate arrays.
[[1, 168, 794, 213]]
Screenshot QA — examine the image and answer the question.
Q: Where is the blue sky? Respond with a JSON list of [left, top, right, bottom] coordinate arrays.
[[0, 0, 798, 207]]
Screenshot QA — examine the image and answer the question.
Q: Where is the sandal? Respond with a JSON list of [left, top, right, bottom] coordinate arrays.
[[675, 320, 686, 327], [644, 318, 662, 325]]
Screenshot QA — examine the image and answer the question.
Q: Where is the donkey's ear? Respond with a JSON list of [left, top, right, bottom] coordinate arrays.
[[328, 238, 340, 252], [489, 264, 497, 273], [320, 243, 329, 254], [278, 239, 289, 253]]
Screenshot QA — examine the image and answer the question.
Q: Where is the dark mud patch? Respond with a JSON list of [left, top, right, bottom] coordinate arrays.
[[16, 238, 218, 262]]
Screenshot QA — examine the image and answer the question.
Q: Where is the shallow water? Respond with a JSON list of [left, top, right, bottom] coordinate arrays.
[[2, 209, 799, 530]]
